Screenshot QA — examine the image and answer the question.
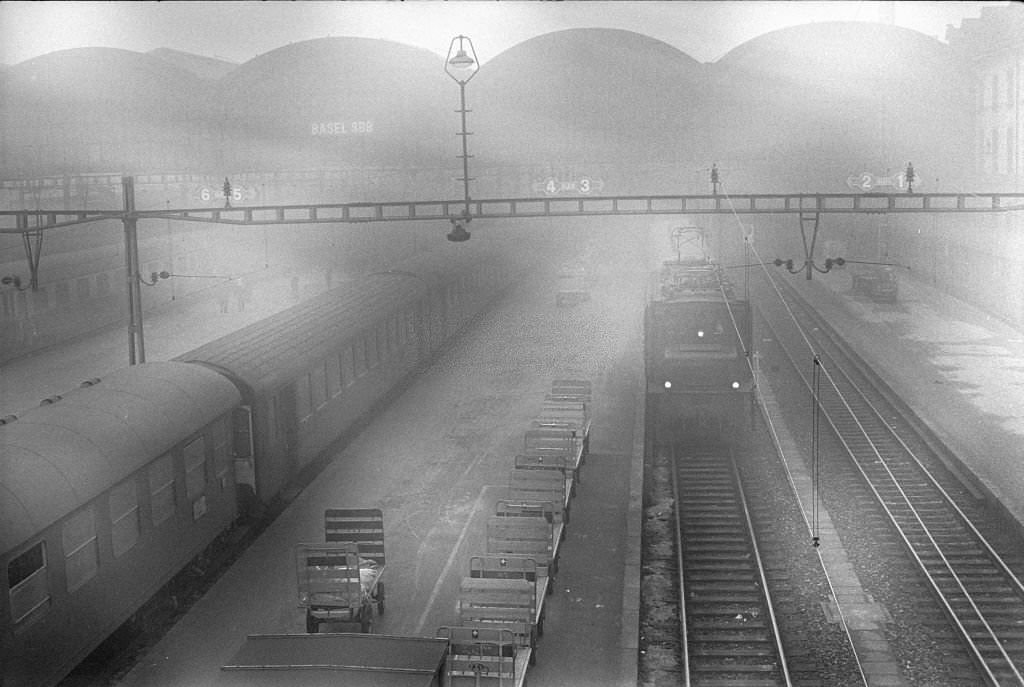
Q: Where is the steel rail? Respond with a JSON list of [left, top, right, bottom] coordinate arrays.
[[765, 281, 1024, 685], [670, 444, 792, 685]]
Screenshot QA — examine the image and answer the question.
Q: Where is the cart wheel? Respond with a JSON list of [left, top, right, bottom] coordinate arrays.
[[377, 583, 385, 615], [305, 611, 318, 634]]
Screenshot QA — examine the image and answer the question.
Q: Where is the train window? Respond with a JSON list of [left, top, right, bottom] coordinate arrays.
[[406, 309, 417, 344], [378, 323, 387, 362], [109, 479, 140, 558], [271, 395, 281, 441], [184, 437, 208, 504], [8, 542, 51, 625], [341, 347, 355, 387], [327, 353, 342, 397], [149, 453, 176, 526], [355, 338, 367, 377], [62, 508, 98, 592], [395, 312, 405, 349], [368, 331, 379, 369], [211, 418, 232, 486], [311, 362, 328, 410], [296, 373, 312, 421]]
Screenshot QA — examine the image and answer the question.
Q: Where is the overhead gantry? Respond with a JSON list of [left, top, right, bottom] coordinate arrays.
[[1, 177, 1022, 363]]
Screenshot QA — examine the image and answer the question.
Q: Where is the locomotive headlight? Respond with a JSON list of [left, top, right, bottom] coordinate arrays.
[[664, 381, 672, 389], [731, 381, 740, 390]]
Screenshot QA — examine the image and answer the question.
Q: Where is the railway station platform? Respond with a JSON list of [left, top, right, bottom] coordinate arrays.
[[70, 233, 647, 687], [787, 266, 1024, 530]]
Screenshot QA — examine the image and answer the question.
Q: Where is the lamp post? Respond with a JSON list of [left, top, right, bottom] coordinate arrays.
[[445, 35, 479, 242]]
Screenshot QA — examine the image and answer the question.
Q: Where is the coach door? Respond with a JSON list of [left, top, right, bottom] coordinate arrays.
[[232, 406, 256, 500]]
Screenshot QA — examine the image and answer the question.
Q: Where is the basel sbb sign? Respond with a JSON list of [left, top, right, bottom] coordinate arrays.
[[310, 120, 374, 136]]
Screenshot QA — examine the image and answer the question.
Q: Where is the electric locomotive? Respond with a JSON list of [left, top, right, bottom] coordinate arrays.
[[644, 229, 754, 436]]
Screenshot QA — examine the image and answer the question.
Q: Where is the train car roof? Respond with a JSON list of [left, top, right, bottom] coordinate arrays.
[[177, 248, 498, 396], [0, 362, 241, 554]]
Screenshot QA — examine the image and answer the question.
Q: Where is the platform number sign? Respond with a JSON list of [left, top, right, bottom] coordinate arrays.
[[535, 176, 603, 195], [199, 186, 244, 203]]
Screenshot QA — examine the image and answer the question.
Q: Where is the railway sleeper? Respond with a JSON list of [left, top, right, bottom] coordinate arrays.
[[690, 631, 773, 642], [689, 663, 779, 673], [692, 646, 779, 657]]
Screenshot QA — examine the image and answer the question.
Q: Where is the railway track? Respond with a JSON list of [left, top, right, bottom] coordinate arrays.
[[673, 446, 791, 686], [759, 278, 1024, 685]]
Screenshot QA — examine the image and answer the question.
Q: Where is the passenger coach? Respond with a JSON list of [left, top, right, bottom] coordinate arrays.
[[0, 362, 242, 687], [1, 244, 519, 687]]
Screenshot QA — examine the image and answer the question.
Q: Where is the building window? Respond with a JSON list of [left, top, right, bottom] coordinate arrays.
[[96, 272, 111, 297], [76, 277, 91, 300], [55, 281, 71, 307], [62, 508, 98, 592], [149, 453, 176, 525], [109, 479, 140, 558], [8, 543, 50, 625]]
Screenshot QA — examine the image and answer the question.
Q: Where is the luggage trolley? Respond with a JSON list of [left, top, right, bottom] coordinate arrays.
[[295, 508, 386, 633]]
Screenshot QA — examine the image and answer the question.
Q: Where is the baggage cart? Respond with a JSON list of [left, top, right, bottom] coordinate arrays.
[[436, 626, 530, 686], [295, 542, 383, 633]]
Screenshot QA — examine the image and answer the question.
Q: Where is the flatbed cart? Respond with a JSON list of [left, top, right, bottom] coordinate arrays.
[[521, 428, 584, 485], [295, 542, 383, 633], [436, 627, 530, 687], [508, 463, 572, 523], [550, 378, 592, 400], [493, 501, 559, 596], [470, 555, 547, 629], [537, 398, 592, 457], [218, 633, 449, 686], [486, 514, 559, 579], [516, 447, 579, 492], [456, 577, 539, 665]]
